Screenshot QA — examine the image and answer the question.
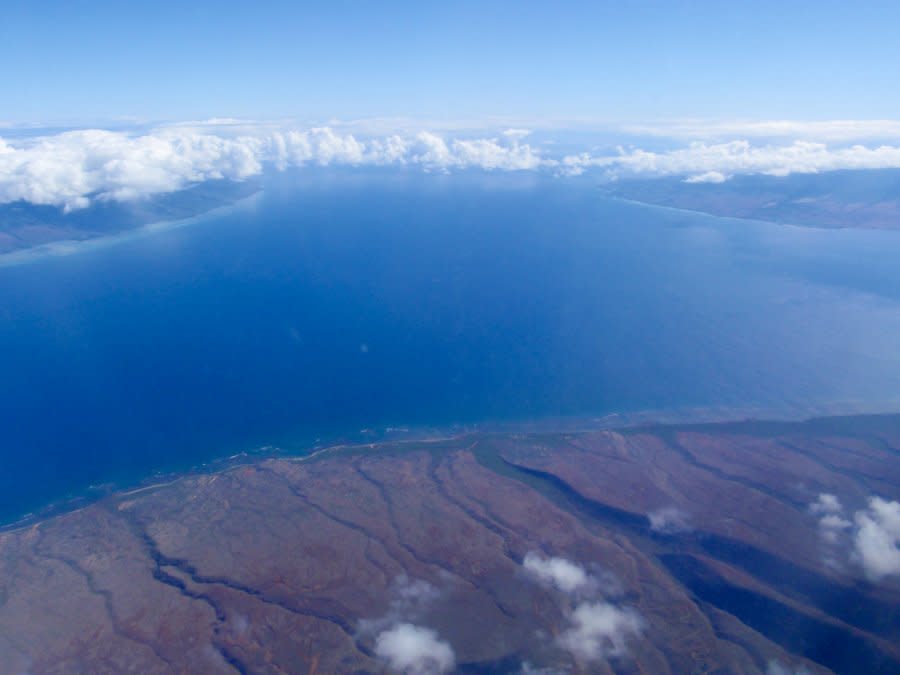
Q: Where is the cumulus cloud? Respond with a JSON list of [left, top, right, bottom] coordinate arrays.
[[523, 552, 593, 594], [7, 121, 900, 211], [818, 513, 853, 544], [810, 493, 844, 516], [557, 602, 644, 663], [360, 575, 456, 673], [647, 506, 691, 535], [683, 170, 727, 184], [373, 623, 455, 675], [809, 493, 900, 579], [358, 574, 442, 636], [522, 552, 643, 665], [559, 140, 900, 181], [853, 497, 900, 581], [0, 126, 546, 211], [810, 493, 854, 565]]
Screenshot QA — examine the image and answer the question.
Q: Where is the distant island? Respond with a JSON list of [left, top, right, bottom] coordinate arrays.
[[2, 413, 898, 673], [0, 179, 260, 256], [606, 169, 900, 230]]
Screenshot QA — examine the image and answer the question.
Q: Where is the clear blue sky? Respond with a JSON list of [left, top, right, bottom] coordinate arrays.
[[3, 0, 900, 124]]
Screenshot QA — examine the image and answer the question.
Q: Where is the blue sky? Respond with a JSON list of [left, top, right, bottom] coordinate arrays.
[[3, 1, 900, 124]]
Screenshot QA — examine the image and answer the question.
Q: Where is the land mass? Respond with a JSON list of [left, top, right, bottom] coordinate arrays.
[[0, 179, 259, 255], [1, 414, 899, 673], [605, 169, 900, 230]]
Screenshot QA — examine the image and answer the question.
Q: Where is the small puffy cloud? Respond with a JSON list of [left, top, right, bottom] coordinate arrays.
[[556, 601, 643, 663], [647, 506, 691, 535], [518, 662, 567, 675], [809, 493, 900, 580], [374, 623, 455, 675], [522, 553, 644, 665], [766, 660, 811, 675], [810, 493, 844, 516], [810, 493, 853, 557], [818, 514, 852, 544], [523, 552, 592, 594], [684, 171, 727, 184], [358, 575, 442, 636], [853, 497, 900, 581]]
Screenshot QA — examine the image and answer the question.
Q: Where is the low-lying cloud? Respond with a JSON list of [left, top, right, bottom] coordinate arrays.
[[358, 574, 443, 636], [360, 575, 456, 674], [523, 552, 644, 665], [373, 623, 455, 675], [647, 506, 691, 535], [810, 493, 900, 580], [523, 551, 593, 595], [5, 121, 900, 211], [766, 659, 812, 675], [853, 497, 900, 581], [560, 140, 900, 181], [0, 126, 543, 211], [557, 601, 643, 663]]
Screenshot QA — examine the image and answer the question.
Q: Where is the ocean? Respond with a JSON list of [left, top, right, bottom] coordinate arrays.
[[2, 168, 900, 522]]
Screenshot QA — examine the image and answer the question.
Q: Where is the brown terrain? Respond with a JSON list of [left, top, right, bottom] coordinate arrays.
[[1, 415, 899, 674]]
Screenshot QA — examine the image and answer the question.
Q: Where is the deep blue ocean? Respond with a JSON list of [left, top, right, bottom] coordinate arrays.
[[3, 169, 900, 522]]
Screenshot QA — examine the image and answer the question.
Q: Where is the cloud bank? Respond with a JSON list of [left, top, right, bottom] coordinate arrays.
[[4, 121, 900, 210], [0, 127, 542, 211], [560, 140, 900, 181]]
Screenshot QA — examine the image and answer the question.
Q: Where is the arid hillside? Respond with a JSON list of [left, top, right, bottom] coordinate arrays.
[[1, 415, 899, 674]]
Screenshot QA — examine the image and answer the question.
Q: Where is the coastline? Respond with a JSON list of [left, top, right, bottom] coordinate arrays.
[[604, 193, 900, 233], [3, 397, 898, 536], [0, 189, 263, 268]]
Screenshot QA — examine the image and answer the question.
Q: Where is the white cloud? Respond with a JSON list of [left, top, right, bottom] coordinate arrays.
[[809, 493, 900, 580], [818, 514, 852, 544], [0, 129, 264, 210], [559, 140, 900, 181], [810, 493, 844, 516], [684, 170, 727, 184], [6, 121, 900, 211], [811, 493, 853, 557], [358, 575, 442, 637], [0, 126, 546, 211], [374, 623, 455, 675], [556, 601, 643, 663], [523, 552, 593, 594], [647, 506, 691, 534], [522, 552, 644, 665], [853, 497, 900, 581]]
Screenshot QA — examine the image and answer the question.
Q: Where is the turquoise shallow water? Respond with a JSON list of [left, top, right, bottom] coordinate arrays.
[[2, 168, 900, 522]]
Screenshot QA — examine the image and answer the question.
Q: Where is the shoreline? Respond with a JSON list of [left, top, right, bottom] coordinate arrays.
[[604, 193, 900, 233], [3, 399, 898, 536], [0, 190, 263, 268]]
